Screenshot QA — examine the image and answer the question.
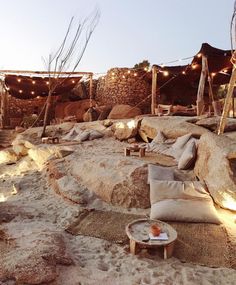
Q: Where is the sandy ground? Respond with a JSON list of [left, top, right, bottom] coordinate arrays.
[[0, 132, 236, 285]]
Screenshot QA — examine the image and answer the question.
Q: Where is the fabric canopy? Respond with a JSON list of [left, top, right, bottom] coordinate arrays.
[[4, 75, 82, 99]]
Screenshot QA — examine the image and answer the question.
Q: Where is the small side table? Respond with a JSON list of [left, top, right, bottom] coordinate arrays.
[[42, 136, 59, 144], [124, 146, 146, 158], [126, 219, 177, 259]]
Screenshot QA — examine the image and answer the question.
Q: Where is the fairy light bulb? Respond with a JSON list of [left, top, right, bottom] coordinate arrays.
[[37, 96, 40, 99], [19, 90, 23, 93], [182, 71, 186, 75], [112, 72, 115, 76], [163, 71, 169, 76], [122, 75, 125, 79], [46, 81, 49, 85], [144, 67, 148, 71], [134, 73, 137, 77], [197, 53, 202, 58], [127, 70, 131, 74], [72, 80, 75, 83], [191, 64, 197, 70], [211, 72, 216, 77], [17, 78, 21, 82], [31, 91, 35, 95], [32, 80, 36, 84]]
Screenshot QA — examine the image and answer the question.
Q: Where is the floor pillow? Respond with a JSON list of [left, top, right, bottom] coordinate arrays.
[[178, 139, 197, 170], [150, 179, 221, 224], [147, 164, 175, 184]]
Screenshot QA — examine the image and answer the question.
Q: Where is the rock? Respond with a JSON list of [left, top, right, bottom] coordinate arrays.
[[224, 131, 236, 141], [28, 145, 59, 168], [0, 221, 72, 284], [12, 143, 28, 156], [71, 152, 149, 208], [194, 132, 236, 211], [139, 117, 209, 141], [195, 116, 236, 132], [112, 119, 139, 141], [0, 149, 18, 164], [64, 99, 96, 122], [83, 107, 99, 122], [108, 104, 142, 119], [15, 126, 25, 133]]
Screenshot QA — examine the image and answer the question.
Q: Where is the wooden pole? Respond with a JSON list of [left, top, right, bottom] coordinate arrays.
[[0, 69, 93, 76], [151, 65, 158, 114], [196, 55, 208, 116], [89, 73, 93, 108], [217, 67, 236, 134], [0, 81, 9, 128]]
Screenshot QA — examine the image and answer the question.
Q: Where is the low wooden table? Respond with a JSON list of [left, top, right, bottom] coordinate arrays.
[[126, 219, 177, 259], [124, 145, 146, 157], [42, 136, 59, 144]]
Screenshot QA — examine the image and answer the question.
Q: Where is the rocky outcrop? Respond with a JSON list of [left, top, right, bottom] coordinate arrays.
[[112, 119, 140, 141], [108, 104, 142, 119], [194, 132, 236, 211], [139, 117, 209, 141], [70, 152, 149, 208], [195, 116, 236, 132], [0, 221, 72, 284]]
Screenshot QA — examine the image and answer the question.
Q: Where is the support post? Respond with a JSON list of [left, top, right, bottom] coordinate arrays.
[[89, 73, 93, 108], [0, 81, 9, 128], [218, 67, 236, 134], [151, 65, 158, 114], [196, 55, 208, 116]]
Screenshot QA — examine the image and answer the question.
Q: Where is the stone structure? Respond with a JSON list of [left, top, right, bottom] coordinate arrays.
[[96, 68, 151, 113]]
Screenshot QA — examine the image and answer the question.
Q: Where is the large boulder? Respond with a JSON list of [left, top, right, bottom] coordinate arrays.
[[0, 149, 18, 164], [70, 153, 149, 208], [194, 132, 236, 211], [139, 117, 209, 142], [112, 119, 139, 141], [195, 116, 236, 132], [108, 104, 142, 119]]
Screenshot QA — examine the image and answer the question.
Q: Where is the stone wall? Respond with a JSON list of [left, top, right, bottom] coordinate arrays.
[[96, 68, 152, 113], [8, 96, 47, 128]]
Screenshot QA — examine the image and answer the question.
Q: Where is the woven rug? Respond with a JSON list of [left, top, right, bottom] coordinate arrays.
[[66, 209, 235, 269]]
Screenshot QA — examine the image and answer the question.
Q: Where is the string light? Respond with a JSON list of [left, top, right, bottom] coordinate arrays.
[[163, 71, 169, 76], [17, 78, 21, 82], [122, 75, 125, 79], [72, 80, 75, 83], [112, 76, 115, 80], [19, 90, 23, 93], [211, 72, 216, 77], [127, 70, 131, 74], [32, 80, 36, 84], [31, 91, 35, 95], [112, 72, 115, 76], [191, 64, 197, 69], [197, 53, 202, 58], [46, 81, 49, 85], [134, 73, 137, 76], [144, 67, 148, 71], [182, 71, 186, 75], [37, 96, 40, 99]]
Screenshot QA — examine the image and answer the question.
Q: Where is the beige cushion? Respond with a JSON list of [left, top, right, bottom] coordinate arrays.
[[150, 179, 221, 224], [152, 131, 166, 144], [147, 164, 174, 184], [178, 140, 197, 170], [89, 130, 104, 140], [168, 133, 192, 160]]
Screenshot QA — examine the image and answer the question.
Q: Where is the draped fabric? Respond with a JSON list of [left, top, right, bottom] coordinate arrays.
[[4, 75, 82, 99]]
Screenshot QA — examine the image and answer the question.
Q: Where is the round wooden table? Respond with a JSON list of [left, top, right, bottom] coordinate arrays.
[[126, 219, 177, 259]]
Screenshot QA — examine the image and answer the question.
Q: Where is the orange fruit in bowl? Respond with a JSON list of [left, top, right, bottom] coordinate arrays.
[[150, 224, 161, 236]]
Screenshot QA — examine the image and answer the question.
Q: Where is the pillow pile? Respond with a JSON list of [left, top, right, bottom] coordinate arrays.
[[150, 179, 221, 224]]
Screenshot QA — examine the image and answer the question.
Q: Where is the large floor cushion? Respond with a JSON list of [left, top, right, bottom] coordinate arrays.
[[147, 164, 174, 184], [150, 180, 221, 224]]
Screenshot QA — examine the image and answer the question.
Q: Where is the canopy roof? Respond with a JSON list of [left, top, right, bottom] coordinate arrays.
[[4, 74, 82, 99], [151, 43, 232, 88]]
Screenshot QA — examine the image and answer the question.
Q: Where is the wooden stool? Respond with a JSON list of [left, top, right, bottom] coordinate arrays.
[[42, 136, 59, 144], [124, 146, 146, 158]]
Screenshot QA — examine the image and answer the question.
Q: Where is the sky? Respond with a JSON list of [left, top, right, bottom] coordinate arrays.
[[0, 0, 234, 74]]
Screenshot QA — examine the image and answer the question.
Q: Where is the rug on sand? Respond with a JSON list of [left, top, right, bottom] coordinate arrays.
[[66, 209, 235, 269]]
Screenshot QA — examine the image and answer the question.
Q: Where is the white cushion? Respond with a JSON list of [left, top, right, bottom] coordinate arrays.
[[150, 179, 221, 224], [178, 140, 197, 170], [147, 164, 174, 184], [168, 133, 192, 160]]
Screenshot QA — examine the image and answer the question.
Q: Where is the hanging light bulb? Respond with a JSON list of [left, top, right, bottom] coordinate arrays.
[[197, 53, 202, 58], [32, 80, 36, 84], [191, 64, 197, 70], [17, 78, 21, 82], [182, 71, 186, 75], [144, 67, 148, 71], [37, 96, 40, 99], [111, 72, 115, 76], [46, 81, 49, 85], [134, 73, 137, 76], [122, 75, 125, 79], [127, 70, 131, 74], [211, 72, 216, 77], [163, 71, 169, 76], [72, 80, 75, 83], [31, 91, 35, 95], [19, 90, 23, 93]]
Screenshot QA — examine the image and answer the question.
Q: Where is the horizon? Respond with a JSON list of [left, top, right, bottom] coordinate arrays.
[[0, 0, 234, 74]]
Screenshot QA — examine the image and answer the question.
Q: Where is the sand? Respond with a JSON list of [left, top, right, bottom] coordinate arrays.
[[0, 128, 235, 285]]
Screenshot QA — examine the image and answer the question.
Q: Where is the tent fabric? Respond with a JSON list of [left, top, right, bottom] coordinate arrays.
[[4, 75, 81, 99]]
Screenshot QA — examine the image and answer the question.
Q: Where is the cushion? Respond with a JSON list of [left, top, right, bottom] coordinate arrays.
[[73, 130, 90, 142], [147, 164, 174, 184], [167, 133, 192, 160], [152, 131, 166, 144], [178, 140, 197, 170], [150, 179, 221, 224], [89, 130, 104, 140]]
